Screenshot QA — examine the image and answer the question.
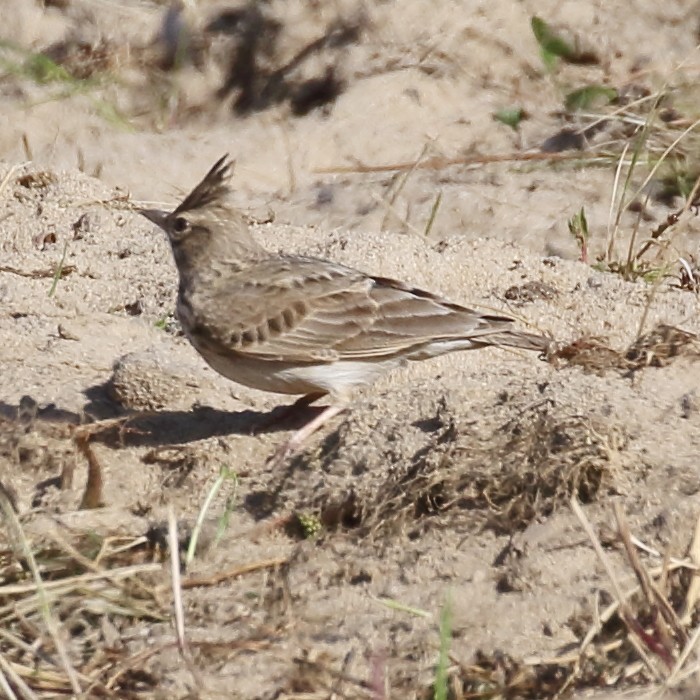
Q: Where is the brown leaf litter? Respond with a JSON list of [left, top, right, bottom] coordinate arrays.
[[551, 323, 700, 374]]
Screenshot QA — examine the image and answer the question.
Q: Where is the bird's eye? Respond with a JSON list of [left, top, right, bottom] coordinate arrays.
[[172, 217, 190, 235]]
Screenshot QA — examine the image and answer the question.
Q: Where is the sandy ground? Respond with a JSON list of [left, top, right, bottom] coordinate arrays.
[[3, 1, 700, 698]]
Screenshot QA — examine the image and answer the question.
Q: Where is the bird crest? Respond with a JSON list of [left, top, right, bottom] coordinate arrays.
[[174, 155, 234, 215]]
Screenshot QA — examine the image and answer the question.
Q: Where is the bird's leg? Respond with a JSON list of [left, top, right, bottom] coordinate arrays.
[[252, 392, 326, 435], [289, 391, 327, 411], [268, 403, 346, 467]]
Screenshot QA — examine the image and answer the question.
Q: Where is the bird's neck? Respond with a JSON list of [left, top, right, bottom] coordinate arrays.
[[176, 244, 269, 298]]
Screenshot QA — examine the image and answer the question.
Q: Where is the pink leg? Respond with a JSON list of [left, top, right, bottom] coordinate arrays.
[[252, 392, 326, 435], [268, 404, 346, 466]]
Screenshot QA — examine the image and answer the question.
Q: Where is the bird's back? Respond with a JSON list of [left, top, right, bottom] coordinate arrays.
[[181, 253, 548, 366]]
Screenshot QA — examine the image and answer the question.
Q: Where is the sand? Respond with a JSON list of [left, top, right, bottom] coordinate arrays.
[[2, 1, 700, 697]]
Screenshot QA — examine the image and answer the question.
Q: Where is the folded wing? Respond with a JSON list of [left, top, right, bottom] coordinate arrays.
[[202, 257, 539, 363]]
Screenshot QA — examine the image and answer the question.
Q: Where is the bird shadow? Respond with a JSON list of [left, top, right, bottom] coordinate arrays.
[[0, 383, 326, 450], [0, 385, 332, 522]]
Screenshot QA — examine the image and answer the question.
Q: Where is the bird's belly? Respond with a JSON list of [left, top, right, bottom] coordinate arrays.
[[192, 338, 394, 397], [202, 350, 318, 395]]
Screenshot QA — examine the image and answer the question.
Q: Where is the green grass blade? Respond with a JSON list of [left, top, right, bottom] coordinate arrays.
[[48, 240, 69, 298], [434, 593, 452, 700]]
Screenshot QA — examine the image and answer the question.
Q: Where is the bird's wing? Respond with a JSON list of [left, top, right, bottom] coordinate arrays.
[[203, 257, 518, 363], [337, 275, 518, 357]]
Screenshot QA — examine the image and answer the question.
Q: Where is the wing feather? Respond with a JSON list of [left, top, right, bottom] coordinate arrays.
[[201, 258, 518, 363]]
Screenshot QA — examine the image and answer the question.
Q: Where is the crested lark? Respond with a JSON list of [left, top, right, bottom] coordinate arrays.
[[140, 156, 552, 463]]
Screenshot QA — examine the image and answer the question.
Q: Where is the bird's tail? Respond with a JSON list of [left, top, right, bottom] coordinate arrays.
[[486, 329, 554, 354]]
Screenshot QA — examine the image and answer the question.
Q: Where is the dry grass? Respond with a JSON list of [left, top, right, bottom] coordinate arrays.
[[552, 323, 700, 374], [0, 495, 291, 698], [0, 500, 165, 698], [315, 402, 627, 539], [397, 503, 700, 699]]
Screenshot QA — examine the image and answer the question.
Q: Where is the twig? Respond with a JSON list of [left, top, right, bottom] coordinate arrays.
[[571, 497, 665, 681], [681, 512, 700, 624], [74, 433, 105, 509], [0, 653, 37, 700], [0, 665, 18, 700], [670, 658, 700, 686], [637, 172, 700, 263], [569, 555, 699, 668], [0, 563, 161, 595], [73, 415, 137, 442], [43, 528, 102, 574], [615, 503, 686, 657], [0, 264, 76, 279], [668, 623, 700, 686], [629, 534, 697, 568], [182, 557, 288, 589], [314, 149, 613, 175], [94, 534, 149, 564], [167, 506, 186, 655], [166, 506, 205, 691], [0, 491, 82, 695]]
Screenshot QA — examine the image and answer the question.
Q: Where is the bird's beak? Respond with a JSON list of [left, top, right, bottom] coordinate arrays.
[[139, 208, 169, 230]]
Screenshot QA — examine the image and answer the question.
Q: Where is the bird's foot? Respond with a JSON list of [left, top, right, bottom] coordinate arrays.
[[251, 392, 326, 436], [266, 403, 346, 468]]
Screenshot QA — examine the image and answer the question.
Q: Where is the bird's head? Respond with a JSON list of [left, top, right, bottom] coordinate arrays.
[[140, 155, 263, 276]]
